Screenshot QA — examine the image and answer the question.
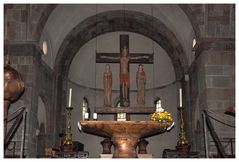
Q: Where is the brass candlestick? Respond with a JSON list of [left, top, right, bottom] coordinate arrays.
[[62, 106, 73, 152], [176, 106, 190, 152]]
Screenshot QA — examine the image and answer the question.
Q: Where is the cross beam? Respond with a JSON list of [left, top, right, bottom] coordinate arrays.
[[96, 53, 154, 64], [96, 35, 154, 107]]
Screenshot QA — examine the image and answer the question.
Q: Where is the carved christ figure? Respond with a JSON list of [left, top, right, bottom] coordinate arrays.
[[103, 64, 112, 107], [101, 46, 148, 106], [136, 64, 146, 106]]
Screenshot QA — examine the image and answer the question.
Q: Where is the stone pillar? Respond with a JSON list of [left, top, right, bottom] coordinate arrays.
[[4, 43, 56, 157], [188, 38, 235, 155], [138, 139, 148, 154], [111, 136, 138, 158], [101, 138, 113, 154], [181, 75, 193, 149]]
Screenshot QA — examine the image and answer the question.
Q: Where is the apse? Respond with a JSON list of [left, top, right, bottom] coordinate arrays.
[[4, 4, 235, 158]]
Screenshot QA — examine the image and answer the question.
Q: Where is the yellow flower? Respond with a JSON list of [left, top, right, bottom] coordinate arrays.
[[151, 110, 173, 123]]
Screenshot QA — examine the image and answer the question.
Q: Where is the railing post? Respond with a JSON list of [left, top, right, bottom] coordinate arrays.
[[13, 141, 16, 156], [20, 110, 27, 158], [203, 110, 227, 158], [202, 112, 209, 158]]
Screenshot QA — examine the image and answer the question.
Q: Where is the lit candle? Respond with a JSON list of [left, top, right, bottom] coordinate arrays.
[[93, 113, 97, 120], [68, 88, 72, 107], [85, 113, 89, 119], [179, 88, 182, 107]]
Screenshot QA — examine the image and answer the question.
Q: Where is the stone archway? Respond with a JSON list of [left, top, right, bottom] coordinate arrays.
[[52, 10, 192, 146], [31, 4, 57, 41], [179, 4, 202, 39], [54, 10, 189, 80]]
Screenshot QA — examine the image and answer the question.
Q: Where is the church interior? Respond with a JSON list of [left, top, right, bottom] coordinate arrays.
[[3, 4, 235, 158]]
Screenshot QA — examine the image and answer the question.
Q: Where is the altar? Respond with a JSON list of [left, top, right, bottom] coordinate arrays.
[[74, 35, 176, 158], [80, 120, 173, 158]]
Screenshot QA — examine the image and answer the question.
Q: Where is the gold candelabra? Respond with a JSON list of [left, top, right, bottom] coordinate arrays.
[[176, 106, 190, 152], [62, 106, 73, 151]]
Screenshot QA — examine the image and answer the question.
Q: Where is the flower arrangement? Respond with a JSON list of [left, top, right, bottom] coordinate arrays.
[[150, 111, 173, 123]]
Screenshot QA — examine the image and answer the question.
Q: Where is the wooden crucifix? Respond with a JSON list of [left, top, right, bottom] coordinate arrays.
[[96, 35, 153, 107]]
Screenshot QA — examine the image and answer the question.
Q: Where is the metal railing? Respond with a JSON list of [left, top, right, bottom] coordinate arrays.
[[202, 110, 235, 158], [4, 106, 27, 158]]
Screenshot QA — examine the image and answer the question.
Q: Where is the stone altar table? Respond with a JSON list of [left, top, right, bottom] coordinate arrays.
[[80, 121, 173, 158]]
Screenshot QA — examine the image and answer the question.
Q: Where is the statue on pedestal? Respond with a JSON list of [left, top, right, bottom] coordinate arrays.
[[136, 64, 146, 106], [103, 64, 112, 107], [100, 46, 148, 107]]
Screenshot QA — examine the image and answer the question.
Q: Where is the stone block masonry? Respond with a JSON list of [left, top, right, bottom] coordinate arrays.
[[4, 43, 56, 157]]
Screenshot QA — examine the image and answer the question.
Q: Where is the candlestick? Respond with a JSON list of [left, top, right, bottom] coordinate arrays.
[[176, 106, 190, 152], [68, 88, 72, 107], [62, 106, 73, 151], [179, 88, 182, 107]]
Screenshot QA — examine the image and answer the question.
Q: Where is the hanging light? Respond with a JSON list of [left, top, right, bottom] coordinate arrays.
[[42, 40, 48, 55], [192, 38, 197, 48]]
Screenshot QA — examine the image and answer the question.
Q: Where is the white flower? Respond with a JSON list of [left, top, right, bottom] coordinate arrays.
[[167, 122, 175, 131]]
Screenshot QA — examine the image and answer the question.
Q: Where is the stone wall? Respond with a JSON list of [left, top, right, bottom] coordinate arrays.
[[4, 43, 56, 157], [4, 4, 28, 41], [203, 42, 235, 156], [4, 4, 56, 42], [187, 49, 209, 155], [183, 4, 235, 157], [4, 4, 235, 158], [186, 41, 235, 156]]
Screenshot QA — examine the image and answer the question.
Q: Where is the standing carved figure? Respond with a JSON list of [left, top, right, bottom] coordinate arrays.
[[103, 64, 112, 107], [120, 47, 130, 105], [101, 46, 147, 107], [136, 64, 146, 106]]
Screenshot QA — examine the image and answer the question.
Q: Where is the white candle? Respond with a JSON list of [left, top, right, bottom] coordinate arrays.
[[179, 88, 182, 107], [85, 113, 89, 119], [158, 99, 161, 108], [156, 99, 162, 112], [93, 113, 97, 120], [68, 88, 72, 107]]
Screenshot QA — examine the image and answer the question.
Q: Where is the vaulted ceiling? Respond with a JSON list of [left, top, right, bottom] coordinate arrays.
[[36, 4, 197, 81]]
